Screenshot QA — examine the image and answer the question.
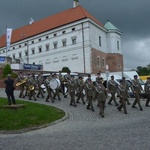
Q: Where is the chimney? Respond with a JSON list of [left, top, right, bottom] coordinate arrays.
[[73, 0, 79, 8]]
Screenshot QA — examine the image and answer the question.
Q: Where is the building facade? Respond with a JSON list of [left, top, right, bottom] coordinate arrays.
[[0, 1, 123, 74]]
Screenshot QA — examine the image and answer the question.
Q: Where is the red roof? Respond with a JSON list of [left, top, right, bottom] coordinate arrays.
[[0, 5, 104, 48]]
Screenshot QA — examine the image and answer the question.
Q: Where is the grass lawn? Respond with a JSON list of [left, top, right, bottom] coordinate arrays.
[[0, 97, 65, 131]]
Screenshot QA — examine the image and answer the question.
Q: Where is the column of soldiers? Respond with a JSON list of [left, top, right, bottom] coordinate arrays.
[[15, 71, 150, 118]]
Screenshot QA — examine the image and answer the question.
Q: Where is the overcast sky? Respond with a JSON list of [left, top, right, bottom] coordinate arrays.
[[0, 0, 150, 70]]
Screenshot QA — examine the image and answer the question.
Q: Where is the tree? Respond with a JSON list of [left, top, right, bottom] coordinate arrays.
[[61, 67, 71, 73], [3, 64, 12, 78]]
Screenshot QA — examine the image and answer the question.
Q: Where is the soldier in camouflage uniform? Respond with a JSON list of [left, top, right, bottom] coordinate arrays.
[[107, 75, 118, 106], [117, 80, 128, 114], [16, 72, 26, 98], [53, 73, 61, 100], [122, 77, 130, 105], [95, 77, 107, 117], [68, 75, 77, 107], [85, 75, 94, 111], [76, 76, 85, 104], [36, 73, 45, 98], [28, 73, 37, 101], [144, 77, 150, 107], [44, 75, 54, 103], [131, 75, 143, 111]]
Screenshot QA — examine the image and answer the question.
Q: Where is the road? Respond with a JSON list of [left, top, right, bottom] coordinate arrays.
[[0, 88, 150, 150]]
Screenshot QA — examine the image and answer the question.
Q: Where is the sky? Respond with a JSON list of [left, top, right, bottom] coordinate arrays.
[[0, 0, 150, 70]]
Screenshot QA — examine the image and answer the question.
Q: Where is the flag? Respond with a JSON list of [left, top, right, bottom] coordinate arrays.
[[6, 28, 12, 51]]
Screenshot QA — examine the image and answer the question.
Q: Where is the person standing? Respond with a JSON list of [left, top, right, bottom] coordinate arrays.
[[107, 75, 118, 106], [131, 75, 143, 111], [117, 80, 128, 114], [144, 77, 150, 107], [4, 74, 16, 105], [95, 77, 107, 117]]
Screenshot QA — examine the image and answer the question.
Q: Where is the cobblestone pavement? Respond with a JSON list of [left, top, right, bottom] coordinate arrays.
[[0, 88, 150, 150]]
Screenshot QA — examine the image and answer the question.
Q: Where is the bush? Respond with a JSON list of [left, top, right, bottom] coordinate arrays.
[[3, 64, 12, 78]]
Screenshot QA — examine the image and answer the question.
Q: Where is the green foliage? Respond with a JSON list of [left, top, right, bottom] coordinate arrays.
[[2, 64, 12, 78], [0, 98, 65, 130], [62, 67, 71, 73], [137, 66, 150, 76]]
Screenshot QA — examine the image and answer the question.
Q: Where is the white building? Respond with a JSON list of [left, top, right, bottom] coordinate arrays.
[[0, 0, 123, 74]]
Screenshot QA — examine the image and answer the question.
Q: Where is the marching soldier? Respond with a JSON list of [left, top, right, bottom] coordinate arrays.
[[53, 73, 61, 100], [122, 77, 131, 105], [63, 72, 71, 98], [94, 72, 101, 101], [144, 77, 150, 107], [107, 75, 119, 106], [68, 75, 77, 107], [16, 72, 26, 98], [24, 72, 31, 97], [131, 75, 143, 110], [44, 75, 54, 103], [28, 73, 37, 101], [76, 76, 85, 104], [117, 80, 128, 114], [36, 73, 45, 98], [95, 77, 107, 117], [58, 71, 65, 95], [85, 75, 94, 111]]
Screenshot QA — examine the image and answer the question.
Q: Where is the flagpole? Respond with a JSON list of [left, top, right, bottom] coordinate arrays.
[[5, 25, 7, 57]]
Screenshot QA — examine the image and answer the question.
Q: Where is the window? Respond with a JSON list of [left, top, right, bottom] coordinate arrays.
[[25, 43, 27, 46], [99, 36, 101, 47], [45, 44, 50, 51], [13, 47, 15, 50], [62, 31, 66, 34], [32, 49, 35, 54], [71, 36, 77, 45], [72, 38, 76, 44], [46, 36, 49, 39], [32, 41, 34, 44], [25, 51, 28, 56], [101, 58, 105, 68], [38, 47, 42, 53], [54, 33, 57, 37], [19, 45, 21, 48], [19, 52, 22, 58], [53, 42, 58, 49], [39, 38, 41, 41], [97, 57, 101, 67], [12, 54, 15, 59], [72, 28, 75, 31], [62, 40, 66, 47], [117, 41, 119, 50]]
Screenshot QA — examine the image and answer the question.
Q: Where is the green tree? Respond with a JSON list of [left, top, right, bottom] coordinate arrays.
[[3, 64, 12, 78], [61, 67, 71, 73]]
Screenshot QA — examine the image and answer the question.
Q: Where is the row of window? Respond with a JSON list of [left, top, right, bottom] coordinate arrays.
[[12, 27, 76, 50], [11, 37, 77, 59]]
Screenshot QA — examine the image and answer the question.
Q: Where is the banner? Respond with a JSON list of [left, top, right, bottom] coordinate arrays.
[[0, 56, 5, 64], [6, 28, 12, 51], [23, 64, 43, 70]]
